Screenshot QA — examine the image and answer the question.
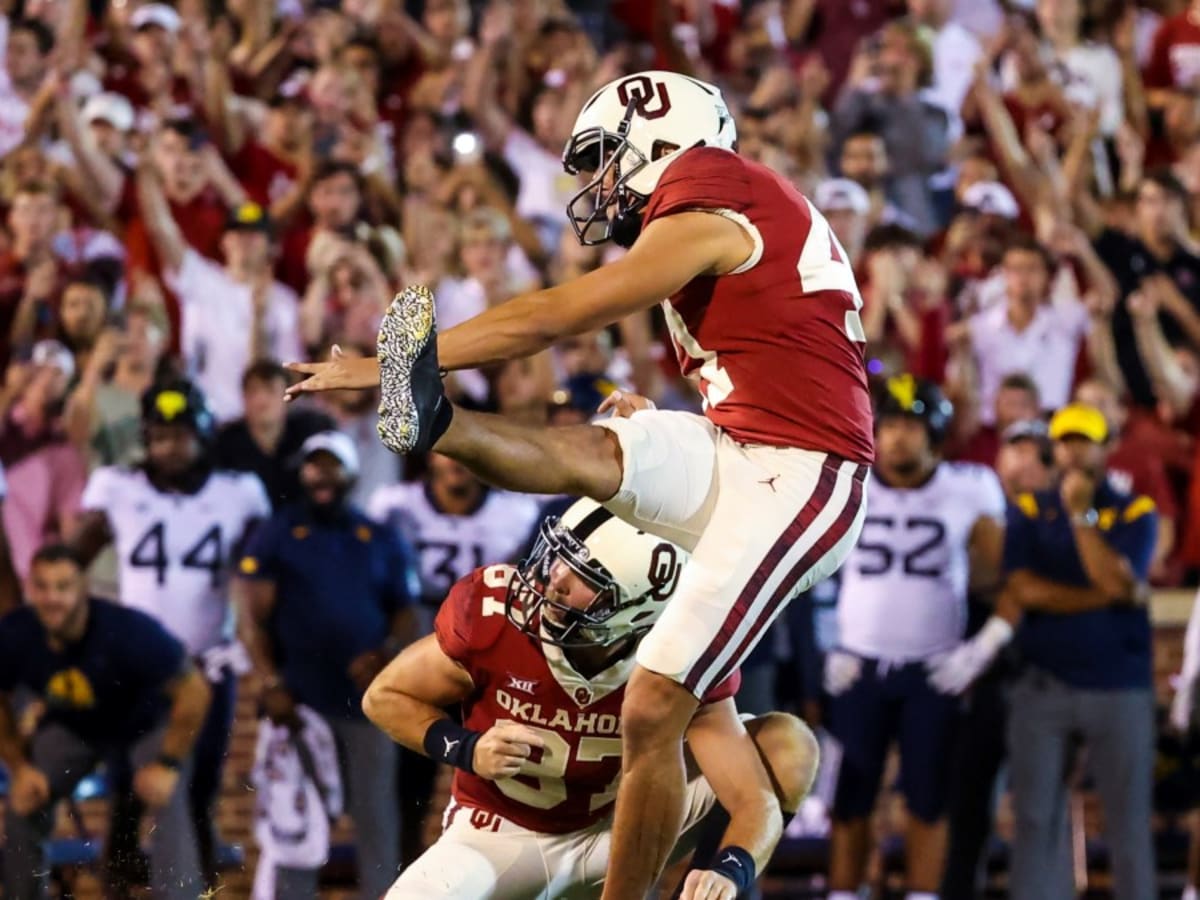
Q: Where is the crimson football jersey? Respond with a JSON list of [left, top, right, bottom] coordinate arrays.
[[643, 146, 874, 463], [435, 566, 740, 834]]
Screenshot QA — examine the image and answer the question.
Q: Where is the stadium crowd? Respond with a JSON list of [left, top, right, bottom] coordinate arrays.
[[0, 0, 1196, 896]]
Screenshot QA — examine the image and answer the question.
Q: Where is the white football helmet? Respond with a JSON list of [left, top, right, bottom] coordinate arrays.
[[507, 498, 688, 648], [562, 70, 737, 247]]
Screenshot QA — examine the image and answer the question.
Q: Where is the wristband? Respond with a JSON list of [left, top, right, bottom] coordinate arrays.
[[423, 718, 482, 774], [711, 845, 755, 894], [975, 615, 1015, 654], [156, 753, 183, 771]]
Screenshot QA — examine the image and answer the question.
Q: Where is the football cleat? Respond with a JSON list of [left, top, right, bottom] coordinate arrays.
[[376, 285, 453, 455]]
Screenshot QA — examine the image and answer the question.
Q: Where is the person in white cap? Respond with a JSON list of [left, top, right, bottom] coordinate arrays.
[[0, 338, 87, 582], [53, 87, 135, 220], [960, 180, 1021, 221], [815, 178, 871, 267], [236, 430, 417, 900]]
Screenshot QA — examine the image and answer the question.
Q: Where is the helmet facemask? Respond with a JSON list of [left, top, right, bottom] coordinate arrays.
[[506, 516, 643, 649], [563, 98, 651, 249]]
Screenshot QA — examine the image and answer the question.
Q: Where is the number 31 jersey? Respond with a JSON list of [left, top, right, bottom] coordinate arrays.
[[837, 463, 1006, 660], [82, 466, 271, 654], [436, 565, 739, 834]]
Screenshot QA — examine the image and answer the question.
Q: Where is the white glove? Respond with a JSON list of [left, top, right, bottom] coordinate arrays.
[[824, 650, 862, 696], [926, 616, 1014, 695], [1171, 676, 1198, 733]]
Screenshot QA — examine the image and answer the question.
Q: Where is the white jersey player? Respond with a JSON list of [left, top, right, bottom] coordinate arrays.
[[69, 379, 269, 884], [838, 462, 1006, 661], [367, 453, 540, 606], [73, 382, 270, 656], [824, 375, 1007, 900]]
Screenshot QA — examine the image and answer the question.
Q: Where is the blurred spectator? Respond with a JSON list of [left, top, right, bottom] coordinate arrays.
[[70, 379, 270, 888], [141, 183, 301, 423], [0, 19, 53, 158], [56, 274, 110, 371], [125, 119, 244, 287], [1031, 0, 1127, 137], [463, 2, 592, 255], [0, 339, 85, 580], [278, 161, 365, 294], [311, 343, 399, 510], [908, 0, 982, 137], [815, 178, 871, 267], [1075, 377, 1179, 579], [837, 130, 923, 232], [832, 20, 950, 235], [955, 233, 1109, 426], [300, 238, 391, 354], [1085, 171, 1200, 409], [995, 418, 1055, 499], [860, 224, 951, 380], [64, 307, 168, 468], [949, 371, 1042, 466], [1004, 403, 1158, 900], [213, 361, 335, 510], [0, 181, 68, 369], [1145, 0, 1200, 105], [237, 432, 416, 900], [0, 544, 211, 900]]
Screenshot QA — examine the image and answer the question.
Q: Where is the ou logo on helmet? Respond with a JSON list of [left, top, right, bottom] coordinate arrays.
[[616, 75, 672, 121]]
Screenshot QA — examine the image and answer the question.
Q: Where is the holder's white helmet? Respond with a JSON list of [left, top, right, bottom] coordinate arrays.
[[562, 71, 737, 247], [507, 498, 688, 648]]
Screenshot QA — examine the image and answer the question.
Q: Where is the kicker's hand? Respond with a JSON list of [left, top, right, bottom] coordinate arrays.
[[472, 721, 546, 781], [285, 345, 381, 400], [597, 390, 655, 418]]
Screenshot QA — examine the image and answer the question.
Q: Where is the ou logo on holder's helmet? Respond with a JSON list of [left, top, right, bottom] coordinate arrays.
[[615, 75, 673, 120], [562, 70, 737, 247]]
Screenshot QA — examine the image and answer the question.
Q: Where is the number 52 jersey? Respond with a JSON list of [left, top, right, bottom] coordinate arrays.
[[81, 466, 271, 655], [836, 463, 1006, 660]]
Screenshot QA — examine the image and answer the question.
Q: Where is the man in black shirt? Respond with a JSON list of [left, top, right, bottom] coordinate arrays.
[[1090, 171, 1200, 407], [213, 360, 334, 508], [0, 544, 211, 899]]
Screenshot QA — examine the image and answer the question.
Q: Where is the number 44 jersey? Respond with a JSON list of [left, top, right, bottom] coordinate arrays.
[[836, 463, 1006, 661], [436, 565, 739, 834], [81, 466, 271, 655]]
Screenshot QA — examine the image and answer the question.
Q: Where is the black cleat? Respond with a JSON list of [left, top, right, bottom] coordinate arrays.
[[376, 285, 454, 454]]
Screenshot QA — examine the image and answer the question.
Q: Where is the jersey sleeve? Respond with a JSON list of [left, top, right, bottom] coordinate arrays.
[[971, 466, 1008, 521], [642, 147, 754, 224], [237, 513, 284, 581], [699, 668, 742, 704], [241, 473, 272, 520], [80, 466, 118, 512], [379, 525, 419, 612], [1112, 496, 1159, 581], [120, 608, 188, 688], [433, 571, 487, 665], [0, 613, 22, 691], [1003, 496, 1038, 573], [1144, 19, 1175, 89], [365, 484, 397, 523]]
